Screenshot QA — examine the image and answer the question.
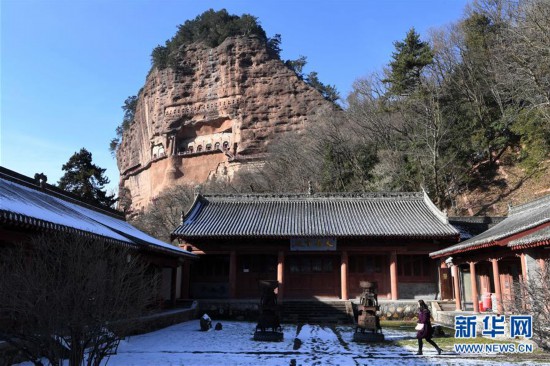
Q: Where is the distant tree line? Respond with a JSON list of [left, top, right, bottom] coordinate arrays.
[[343, 0, 550, 208], [242, 0, 550, 209]]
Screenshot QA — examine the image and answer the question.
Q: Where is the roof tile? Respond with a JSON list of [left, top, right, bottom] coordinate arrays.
[[172, 192, 459, 239], [431, 195, 550, 257]]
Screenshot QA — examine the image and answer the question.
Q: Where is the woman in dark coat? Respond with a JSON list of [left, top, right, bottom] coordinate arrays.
[[416, 300, 442, 355]]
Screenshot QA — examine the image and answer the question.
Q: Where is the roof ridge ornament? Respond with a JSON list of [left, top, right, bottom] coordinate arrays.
[[34, 173, 47, 189], [194, 184, 202, 196], [422, 189, 449, 224]]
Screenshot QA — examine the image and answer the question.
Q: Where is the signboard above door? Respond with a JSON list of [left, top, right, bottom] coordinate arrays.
[[290, 238, 337, 251]]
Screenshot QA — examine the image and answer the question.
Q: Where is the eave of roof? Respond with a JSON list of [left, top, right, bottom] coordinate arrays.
[[0, 167, 196, 259], [0, 210, 136, 249], [430, 194, 550, 258], [508, 226, 550, 250]]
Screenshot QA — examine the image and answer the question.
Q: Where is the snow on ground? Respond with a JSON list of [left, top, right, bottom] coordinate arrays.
[[100, 320, 546, 366]]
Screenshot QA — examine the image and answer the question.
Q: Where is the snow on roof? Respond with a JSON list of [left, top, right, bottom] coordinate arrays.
[[0, 167, 195, 258]]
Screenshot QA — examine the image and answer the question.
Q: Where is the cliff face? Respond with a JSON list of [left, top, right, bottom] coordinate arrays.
[[117, 36, 334, 211]]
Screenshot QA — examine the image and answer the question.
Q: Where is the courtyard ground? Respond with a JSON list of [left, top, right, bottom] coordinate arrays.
[[102, 320, 549, 366]]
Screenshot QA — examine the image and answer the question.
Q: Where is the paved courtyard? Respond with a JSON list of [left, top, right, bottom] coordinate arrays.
[[102, 320, 547, 365]]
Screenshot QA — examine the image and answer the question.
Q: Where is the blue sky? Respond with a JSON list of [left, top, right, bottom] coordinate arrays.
[[1, 0, 469, 194]]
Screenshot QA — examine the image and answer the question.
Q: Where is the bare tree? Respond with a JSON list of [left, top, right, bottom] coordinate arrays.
[[131, 185, 196, 242], [476, 0, 550, 120], [0, 232, 158, 366], [505, 259, 549, 351]]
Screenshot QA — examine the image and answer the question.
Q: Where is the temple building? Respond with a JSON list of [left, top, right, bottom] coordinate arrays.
[[172, 192, 460, 300], [430, 194, 550, 313], [0, 166, 197, 305]]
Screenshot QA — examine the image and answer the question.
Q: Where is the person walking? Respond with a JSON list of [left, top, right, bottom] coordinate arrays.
[[416, 300, 442, 355]]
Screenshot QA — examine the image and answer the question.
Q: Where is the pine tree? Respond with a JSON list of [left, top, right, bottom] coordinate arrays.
[[306, 72, 340, 102], [58, 148, 116, 208], [384, 28, 433, 96]]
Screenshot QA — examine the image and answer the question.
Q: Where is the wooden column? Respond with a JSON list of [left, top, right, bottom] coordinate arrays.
[[451, 264, 461, 311], [181, 261, 191, 299], [170, 266, 178, 307], [229, 250, 237, 299], [277, 251, 285, 301], [470, 261, 479, 313], [390, 251, 398, 300], [540, 258, 548, 294], [491, 258, 503, 314], [341, 251, 349, 300], [520, 253, 528, 281]]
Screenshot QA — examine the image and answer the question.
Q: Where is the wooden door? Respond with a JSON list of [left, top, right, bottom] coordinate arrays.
[[439, 267, 453, 300], [500, 261, 520, 309], [285, 255, 339, 298]]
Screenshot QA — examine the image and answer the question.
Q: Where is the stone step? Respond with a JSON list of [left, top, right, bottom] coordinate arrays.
[[437, 301, 457, 311]]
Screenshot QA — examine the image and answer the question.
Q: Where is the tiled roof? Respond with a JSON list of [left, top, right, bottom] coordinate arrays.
[[430, 195, 550, 258], [508, 226, 550, 249], [449, 217, 505, 240], [172, 192, 459, 240], [0, 167, 195, 259]]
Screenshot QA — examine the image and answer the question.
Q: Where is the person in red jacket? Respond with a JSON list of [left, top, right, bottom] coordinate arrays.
[[416, 299, 442, 355]]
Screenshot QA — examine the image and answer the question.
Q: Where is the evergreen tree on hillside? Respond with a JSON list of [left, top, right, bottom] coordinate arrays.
[[58, 148, 116, 208], [450, 11, 519, 166], [306, 72, 340, 102], [384, 28, 433, 96], [151, 9, 270, 70], [109, 95, 138, 157]]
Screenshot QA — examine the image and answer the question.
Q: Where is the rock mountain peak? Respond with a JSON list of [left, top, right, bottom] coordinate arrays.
[[117, 36, 335, 212]]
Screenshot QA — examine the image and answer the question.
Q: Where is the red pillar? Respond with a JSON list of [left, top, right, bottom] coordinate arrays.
[[539, 258, 546, 271], [277, 251, 285, 301], [229, 250, 237, 298], [390, 251, 398, 300], [520, 253, 528, 281], [470, 261, 479, 313], [451, 264, 461, 311], [491, 258, 503, 314], [341, 251, 349, 300]]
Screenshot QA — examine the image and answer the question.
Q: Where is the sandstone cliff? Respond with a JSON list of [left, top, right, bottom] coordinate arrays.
[[117, 36, 335, 211]]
